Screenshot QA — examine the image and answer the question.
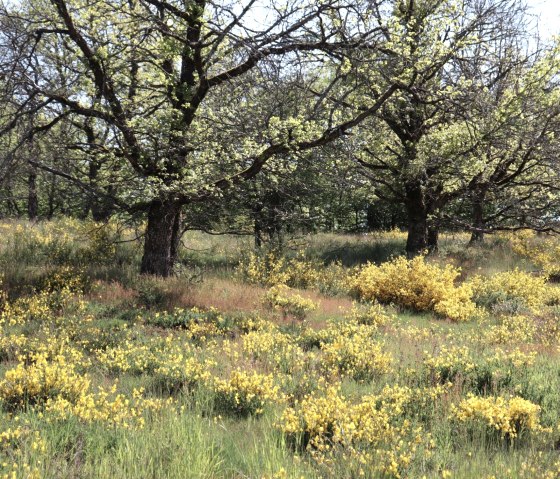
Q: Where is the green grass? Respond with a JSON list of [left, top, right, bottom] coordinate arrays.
[[1, 220, 559, 478]]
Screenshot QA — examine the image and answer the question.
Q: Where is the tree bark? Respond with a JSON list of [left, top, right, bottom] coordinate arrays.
[[169, 206, 183, 266], [405, 182, 428, 257], [263, 190, 284, 246], [426, 199, 440, 253], [47, 174, 56, 219], [27, 170, 38, 221], [366, 202, 376, 231], [390, 212, 397, 230], [91, 200, 112, 222], [469, 186, 487, 244], [427, 225, 439, 253], [82, 161, 114, 222], [254, 218, 263, 248], [140, 200, 183, 276]]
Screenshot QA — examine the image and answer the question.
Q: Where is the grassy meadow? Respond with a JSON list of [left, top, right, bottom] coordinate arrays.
[[1, 219, 560, 478]]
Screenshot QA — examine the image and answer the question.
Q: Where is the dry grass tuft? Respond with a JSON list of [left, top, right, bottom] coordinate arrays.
[[182, 278, 353, 323], [88, 281, 137, 306], [180, 278, 265, 313]]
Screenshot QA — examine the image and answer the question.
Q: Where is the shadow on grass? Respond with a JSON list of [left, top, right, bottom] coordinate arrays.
[[315, 239, 405, 266]]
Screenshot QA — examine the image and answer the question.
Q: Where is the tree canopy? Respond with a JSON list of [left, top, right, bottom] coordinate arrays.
[[1, 0, 560, 274]]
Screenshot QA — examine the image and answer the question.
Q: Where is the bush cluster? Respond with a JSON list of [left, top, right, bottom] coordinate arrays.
[[350, 256, 478, 321]]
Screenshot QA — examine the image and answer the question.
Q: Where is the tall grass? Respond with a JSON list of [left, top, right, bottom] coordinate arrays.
[[0, 220, 558, 478]]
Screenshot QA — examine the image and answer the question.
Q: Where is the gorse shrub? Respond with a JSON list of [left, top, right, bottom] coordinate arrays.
[[0, 281, 86, 329], [451, 394, 546, 441], [134, 277, 171, 309], [96, 335, 213, 385], [152, 355, 211, 394], [350, 256, 478, 321], [238, 251, 349, 295], [264, 284, 318, 321], [510, 230, 560, 278], [0, 354, 89, 411], [277, 385, 427, 478], [279, 385, 346, 450], [43, 386, 174, 429], [146, 307, 236, 343], [0, 220, 131, 272], [297, 313, 384, 352], [77, 221, 122, 264], [345, 301, 393, 327], [211, 370, 280, 417], [96, 339, 161, 375], [38, 266, 87, 294], [1, 221, 76, 266], [321, 331, 392, 381], [470, 269, 549, 313], [423, 345, 476, 385], [423, 346, 535, 394], [96, 335, 214, 394], [531, 308, 560, 345], [484, 315, 536, 344], [239, 251, 318, 287], [242, 327, 306, 374]]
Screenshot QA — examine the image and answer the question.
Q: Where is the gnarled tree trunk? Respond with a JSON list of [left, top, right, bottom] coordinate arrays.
[[469, 186, 487, 244], [405, 182, 428, 257], [140, 199, 183, 276]]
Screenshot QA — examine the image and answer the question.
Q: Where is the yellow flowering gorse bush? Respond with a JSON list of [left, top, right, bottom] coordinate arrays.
[[510, 230, 560, 278], [351, 256, 478, 321], [239, 252, 319, 287], [212, 370, 280, 416], [238, 251, 349, 295], [484, 315, 536, 344], [278, 385, 429, 478], [452, 394, 546, 440], [471, 269, 549, 312], [264, 284, 318, 321], [0, 353, 89, 410], [242, 327, 306, 373], [321, 329, 392, 381], [44, 386, 174, 429], [97, 335, 213, 391], [345, 301, 393, 327]]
